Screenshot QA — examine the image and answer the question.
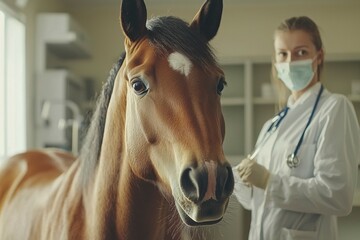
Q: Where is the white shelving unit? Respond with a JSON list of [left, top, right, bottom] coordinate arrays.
[[220, 54, 360, 186], [219, 55, 360, 240], [220, 57, 276, 165], [220, 55, 360, 165], [36, 13, 91, 153]]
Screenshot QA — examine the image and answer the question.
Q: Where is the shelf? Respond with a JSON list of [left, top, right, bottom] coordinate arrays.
[[348, 94, 360, 102], [221, 97, 245, 106], [253, 97, 277, 105], [47, 33, 91, 59]]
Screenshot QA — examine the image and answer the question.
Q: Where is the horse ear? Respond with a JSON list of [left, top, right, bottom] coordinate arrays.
[[190, 0, 223, 41], [120, 0, 147, 42]]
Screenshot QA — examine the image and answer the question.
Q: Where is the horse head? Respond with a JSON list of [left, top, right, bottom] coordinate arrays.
[[116, 0, 234, 226]]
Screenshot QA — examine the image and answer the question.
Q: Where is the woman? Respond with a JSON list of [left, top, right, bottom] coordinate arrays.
[[233, 16, 359, 240]]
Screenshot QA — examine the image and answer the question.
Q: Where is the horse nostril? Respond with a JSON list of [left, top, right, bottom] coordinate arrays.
[[216, 165, 234, 200], [180, 167, 207, 203], [180, 163, 234, 203]]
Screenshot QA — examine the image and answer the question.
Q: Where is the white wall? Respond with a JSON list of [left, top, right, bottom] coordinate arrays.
[[145, 2, 360, 57], [64, 5, 123, 91], [57, 2, 360, 90], [214, 2, 360, 58]]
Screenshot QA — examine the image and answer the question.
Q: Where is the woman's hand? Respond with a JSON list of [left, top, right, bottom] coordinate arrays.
[[236, 158, 270, 190]]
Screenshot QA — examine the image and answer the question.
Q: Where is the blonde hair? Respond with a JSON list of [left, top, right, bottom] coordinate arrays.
[[272, 16, 325, 109]]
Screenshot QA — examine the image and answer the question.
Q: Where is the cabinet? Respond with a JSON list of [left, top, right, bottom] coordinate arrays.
[[221, 63, 246, 162], [35, 13, 93, 154], [220, 57, 278, 166]]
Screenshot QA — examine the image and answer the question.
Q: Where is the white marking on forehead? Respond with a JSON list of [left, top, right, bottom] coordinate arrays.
[[168, 52, 193, 77]]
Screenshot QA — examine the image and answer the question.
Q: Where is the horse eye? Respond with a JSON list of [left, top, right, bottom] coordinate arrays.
[[131, 78, 149, 96], [217, 78, 226, 95]]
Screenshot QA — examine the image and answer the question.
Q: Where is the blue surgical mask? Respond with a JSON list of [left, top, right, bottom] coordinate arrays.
[[275, 57, 316, 91]]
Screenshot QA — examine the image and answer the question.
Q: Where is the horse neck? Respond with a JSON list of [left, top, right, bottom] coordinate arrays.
[[88, 138, 179, 239], [85, 80, 182, 240], [117, 161, 177, 239]]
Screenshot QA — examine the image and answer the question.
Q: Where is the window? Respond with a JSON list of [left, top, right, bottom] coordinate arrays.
[[0, 3, 26, 163]]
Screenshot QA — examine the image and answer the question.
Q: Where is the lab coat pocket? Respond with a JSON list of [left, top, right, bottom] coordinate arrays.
[[280, 228, 317, 240], [288, 144, 316, 179]]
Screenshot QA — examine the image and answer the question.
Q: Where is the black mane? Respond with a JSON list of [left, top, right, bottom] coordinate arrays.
[[79, 53, 125, 185]]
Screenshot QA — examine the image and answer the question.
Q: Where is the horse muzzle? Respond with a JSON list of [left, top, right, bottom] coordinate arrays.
[[175, 161, 234, 226]]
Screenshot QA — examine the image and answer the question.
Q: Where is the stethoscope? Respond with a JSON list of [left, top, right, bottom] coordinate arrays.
[[248, 84, 324, 168]]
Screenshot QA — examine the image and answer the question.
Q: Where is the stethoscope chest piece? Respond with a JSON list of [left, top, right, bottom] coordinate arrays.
[[287, 154, 300, 168]]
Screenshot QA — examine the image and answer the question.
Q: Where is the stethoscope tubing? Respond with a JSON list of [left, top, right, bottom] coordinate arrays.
[[248, 84, 324, 168]]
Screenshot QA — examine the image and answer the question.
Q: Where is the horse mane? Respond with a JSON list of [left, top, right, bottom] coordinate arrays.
[[78, 16, 218, 186], [79, 52, 125, 186]]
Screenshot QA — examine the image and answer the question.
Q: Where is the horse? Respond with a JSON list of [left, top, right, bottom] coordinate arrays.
[[0, 0, 234, 239]]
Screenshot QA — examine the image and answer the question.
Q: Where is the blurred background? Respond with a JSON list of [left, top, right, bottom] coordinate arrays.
[[0, 0, 359, 239]]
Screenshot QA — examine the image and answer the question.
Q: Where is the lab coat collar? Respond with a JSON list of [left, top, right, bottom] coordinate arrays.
[[287, 82, 322, 109]]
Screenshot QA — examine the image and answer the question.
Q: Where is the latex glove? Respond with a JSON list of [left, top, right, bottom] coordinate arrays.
[[236, 158, 270, 190]]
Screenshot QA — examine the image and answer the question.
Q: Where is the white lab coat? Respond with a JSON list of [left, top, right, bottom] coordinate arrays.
[[233, 83, 360, 240]]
